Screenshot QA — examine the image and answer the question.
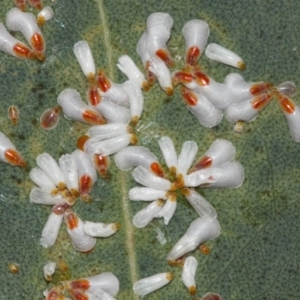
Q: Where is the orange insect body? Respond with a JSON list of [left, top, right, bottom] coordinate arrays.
[[251, 93, 272, 110], [88, 85, 101, 106], [250, 82, 272, 96], [65, 212, 78, 230], [79, 174, 93, 197], [181, 88, 197, 106], [194, 71, 210, 86], [7, 105, 19, 125], [13, 43, 35, 59], [30, 33, 45, 61], [193, 156, 212, 171], [93, 154, 110, 178], [96, 71, 111, 92], [77, 135, 89, 151], [156, 49, 174, 68], [82, 110, 106, 125], [186, 46, 200, 66], [5, 149, 26, 168], [69, 279, 90, 291], [40, 106, 61, 130], [278, 94, 295, 114], [150, 162, 165, 178], [173, 71, 194, 86]]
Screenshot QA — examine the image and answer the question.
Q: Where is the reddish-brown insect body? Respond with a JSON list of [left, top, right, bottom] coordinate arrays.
[[93, 154, 110, 178], [193, 156, 213, 171], [82, 109, 106, 125], [251, 92, 272, 110], [278, 94, 296, 114], [69, 279, 90, 291], [13, 43, 35, 59], [4, 149, 26, 168], [79, 174, 93, 198], [172, 71, 194, 86], [181, 87, 198, 106], [194, 70, 210, 86], [8, 105, 19, 125], [250, 82, 272, 96], [65, 212, 78, 230], [77, 135, 89, 151], [186, 46, 200, 66], [88, 85, 101, 106], [145, 61, 156, 86], [96, 70, 111, 92], [150, 162, 165, 178], [156, 49, 175, 68], [40, 106, 61, 130]]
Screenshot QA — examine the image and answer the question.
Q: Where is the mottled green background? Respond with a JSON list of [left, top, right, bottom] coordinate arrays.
[[0, 0, 300, 299]]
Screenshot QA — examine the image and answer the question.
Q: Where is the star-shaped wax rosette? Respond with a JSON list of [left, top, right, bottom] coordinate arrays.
[[114, 137, 244, 261]]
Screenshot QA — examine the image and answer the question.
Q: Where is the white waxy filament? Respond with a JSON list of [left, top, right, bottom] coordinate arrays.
[[205, 43, 245, 70], [133, 272, 174, 297], [36, 152, 65, 190], [84, 134, 133, 157], [136, 31, 151, 65], [181, 256, 198, 295], [183, 188, 217, 219], [87, 123, 129, 139], [182, 19, 210, 61], [132, 166, 172, 190], [177, 141, 198, 176], [148, 57, 173, 96], [114, 145, 159, 172], [83, 221, 120, 237], [37, 6, 54, 26], [132, 199, 164, 228], [158, 136, 177, 173], [43, 261, 56, 281], [122, 80, 144, 124], [40, 211, 63, 248], [58, 154, 79, 196], [189, 161, 245, 189], [29, 167, 57, 192], [117, 55, 148, 89], [64, 210, 96, 252], [30, 187, 65, 205], [128, 187, 167, 201], [167, 216, 220, 261], [156, 193, 177, 225], [93, 97, 130, 124], [73, 41, 96, 81]]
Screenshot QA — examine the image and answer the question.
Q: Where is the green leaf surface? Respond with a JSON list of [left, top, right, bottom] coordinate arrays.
[[1, 0, 300, 299]]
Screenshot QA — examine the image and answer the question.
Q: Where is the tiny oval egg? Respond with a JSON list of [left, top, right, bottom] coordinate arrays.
[[7, 105, 19, 125], [58, 260, 69, 273], [8, 262, 19, 274], [40, 106, 61, 130], [199, 243, 210, 255]]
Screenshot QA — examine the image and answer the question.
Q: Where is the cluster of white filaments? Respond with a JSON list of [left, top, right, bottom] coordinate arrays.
[[0, 5, 292, 298], [29, 151, 120, 252], [115, 137, 243, 296], [43, 271, 120, 300], [0, 2, 53, 61], [167, 17, 299, 141]]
